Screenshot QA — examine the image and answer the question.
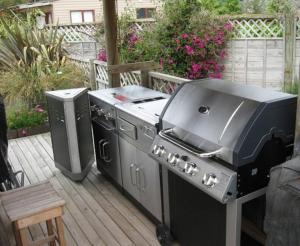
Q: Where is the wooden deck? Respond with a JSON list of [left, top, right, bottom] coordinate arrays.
[[7, 133, 160, 246]]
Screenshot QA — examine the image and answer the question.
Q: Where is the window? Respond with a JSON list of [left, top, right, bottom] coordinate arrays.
[[70, 10, 95, 24], [136, 8, 155, 19]]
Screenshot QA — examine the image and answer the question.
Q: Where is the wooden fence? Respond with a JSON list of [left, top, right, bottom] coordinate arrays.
[[67, 15, 300, 90]]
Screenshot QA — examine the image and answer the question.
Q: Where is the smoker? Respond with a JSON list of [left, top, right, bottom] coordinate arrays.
[[149, 79, 297, 246], [46, 88, 94, 181]]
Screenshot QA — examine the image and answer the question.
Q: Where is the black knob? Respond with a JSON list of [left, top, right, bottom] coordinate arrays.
[[180, 155, 189, 162]]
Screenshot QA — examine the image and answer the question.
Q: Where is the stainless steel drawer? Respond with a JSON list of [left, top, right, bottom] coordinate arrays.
[[118, 117, 137, 140]]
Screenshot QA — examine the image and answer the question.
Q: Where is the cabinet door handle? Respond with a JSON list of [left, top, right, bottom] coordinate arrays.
[[130, 164, 136, 186], [98, 139, 106, 159], [140, 168, 146, 191], [136, 167, 141, 190], [103, 141, 112, 163]]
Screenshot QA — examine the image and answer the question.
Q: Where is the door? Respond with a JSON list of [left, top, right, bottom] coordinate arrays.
[[75, 93, 94, 170], [92, 120, 122, 186], [136, 149, 162, 222], [119, 137, 140, 201]]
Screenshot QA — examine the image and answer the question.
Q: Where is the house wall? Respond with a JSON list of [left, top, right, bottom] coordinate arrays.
[[116, 0, 162, 17], [52, 0, 103, 24], [51, 0, 162, 25]]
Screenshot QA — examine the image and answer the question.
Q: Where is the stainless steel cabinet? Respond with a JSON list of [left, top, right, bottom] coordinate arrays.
[[119, 137, 162, 222], [119, 137, 140, 201]]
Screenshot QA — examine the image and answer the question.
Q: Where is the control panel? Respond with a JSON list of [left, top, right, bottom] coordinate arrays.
[[149, 137, 237, 204], [89, 97, 116, 122]]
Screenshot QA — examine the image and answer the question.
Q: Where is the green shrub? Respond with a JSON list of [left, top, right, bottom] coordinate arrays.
[[0, 62, 86, 108], [119, 1, 232, 79], [283, 82, 298, 95], [7, 106, 48, 129]]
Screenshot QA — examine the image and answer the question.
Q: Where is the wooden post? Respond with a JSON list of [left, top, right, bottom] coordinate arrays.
[[103, 0, 120, 88], [141, 70, 150, 88], [89, 59, 96, 90], [284, 14, 296, 87], [293, 63, 300, 156]]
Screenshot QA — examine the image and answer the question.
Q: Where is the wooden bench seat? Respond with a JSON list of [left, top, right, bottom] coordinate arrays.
[[0, 181, 66, 246]]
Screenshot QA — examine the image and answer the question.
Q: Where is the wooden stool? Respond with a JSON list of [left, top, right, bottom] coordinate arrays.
[[1, 181, 66, 246]]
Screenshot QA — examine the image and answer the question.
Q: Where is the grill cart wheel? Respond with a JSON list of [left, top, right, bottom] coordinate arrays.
[[156, 224, 173, 246]]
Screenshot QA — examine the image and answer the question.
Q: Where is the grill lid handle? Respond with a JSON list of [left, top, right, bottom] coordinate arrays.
[[159, 128, 223, 158]]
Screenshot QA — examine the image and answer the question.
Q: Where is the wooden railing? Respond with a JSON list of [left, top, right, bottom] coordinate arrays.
[[70, 57, 189, 93]]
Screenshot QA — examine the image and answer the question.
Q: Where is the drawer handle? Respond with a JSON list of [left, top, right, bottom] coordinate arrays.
[[120, 125, 132, 132], [136, 167, 141, 190]]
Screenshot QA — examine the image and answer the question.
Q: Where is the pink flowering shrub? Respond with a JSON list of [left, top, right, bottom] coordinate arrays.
[[98, 50, 107, 62], [118, 4, 233, 79], [161, 22, 232, 79]]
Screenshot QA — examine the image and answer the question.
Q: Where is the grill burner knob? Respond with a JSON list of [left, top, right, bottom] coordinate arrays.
[[153, 145, 165, 157], [97, 108, 105, 117], [167, 153, 180, 166], [202, 173, 218, 188], [185, 162, 198, 176]]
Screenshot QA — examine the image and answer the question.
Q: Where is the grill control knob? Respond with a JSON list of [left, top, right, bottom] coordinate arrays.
[[153, 145, 165, 157], [202, 173, 218, 188], [97, 108, 105, 116], [167, 153, 180, 166], [185, 162, 199, 176]]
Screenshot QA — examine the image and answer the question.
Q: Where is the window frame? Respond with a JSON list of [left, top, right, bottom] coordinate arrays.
[[70, 10, 95, 24], [136, 8, 156, 19]]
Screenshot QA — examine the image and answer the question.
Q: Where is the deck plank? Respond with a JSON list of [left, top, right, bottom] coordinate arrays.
[[7, 133, 159, 246]]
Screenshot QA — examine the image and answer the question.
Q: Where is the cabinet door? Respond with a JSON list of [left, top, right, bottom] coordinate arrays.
[[136, 149, 162, 222], [119, 137, 139, 200]]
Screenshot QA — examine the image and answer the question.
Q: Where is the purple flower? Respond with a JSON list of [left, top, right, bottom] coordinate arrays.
[[35, 105, 45, 113], [168, 59, 174, 65], [224, 23, 233, 31], [181, 33, 189, 39], [220, 50, 226, 59], [185, 45, 194, 55], [129, 33, 139, 45], [22, 129, 27, 136], [98, 50, 107, 62], [192, 63, 201, 73], [210, 72, 222, 79], [160, 58, 164, 66]]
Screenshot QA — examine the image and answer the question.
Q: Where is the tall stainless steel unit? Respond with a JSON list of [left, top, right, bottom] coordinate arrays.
[[116, 97, 169, 222], [46, 88, 94, 181], [150, 79, 297, 246], [89, 85, 168, 188]]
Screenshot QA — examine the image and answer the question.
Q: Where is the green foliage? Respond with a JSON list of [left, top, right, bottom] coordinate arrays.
[[283, 82, 298, 95], [7, 106, 48, 129], [0, 17, 80, 108], [242, 0, 265, 14], [119, 1, 232, 79], [0, 18, 66, 72], [266, 0, 296, 14], [0, 62, 86, 108], [0, 0, 29, 9]]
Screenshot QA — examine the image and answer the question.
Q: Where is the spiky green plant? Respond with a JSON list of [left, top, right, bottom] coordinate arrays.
[[0, 18, 66, 72], [0, 18, 71, 107]]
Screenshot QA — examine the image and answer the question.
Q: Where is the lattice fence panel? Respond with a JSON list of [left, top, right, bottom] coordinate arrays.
[[46, 23, 98, 42], [229, 18, 283, 38], [296, 17, 300, 38], [95, 63, 109, 89], [120, 72, 141, 86]]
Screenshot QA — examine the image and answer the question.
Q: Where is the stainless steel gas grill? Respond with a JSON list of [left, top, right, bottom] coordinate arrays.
[[149, 79, 297, 246], [88, 85, 169, 188], [116, 96, 169, 222]]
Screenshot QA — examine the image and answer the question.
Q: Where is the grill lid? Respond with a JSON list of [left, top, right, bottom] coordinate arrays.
[[161, 79, 297, 165]]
